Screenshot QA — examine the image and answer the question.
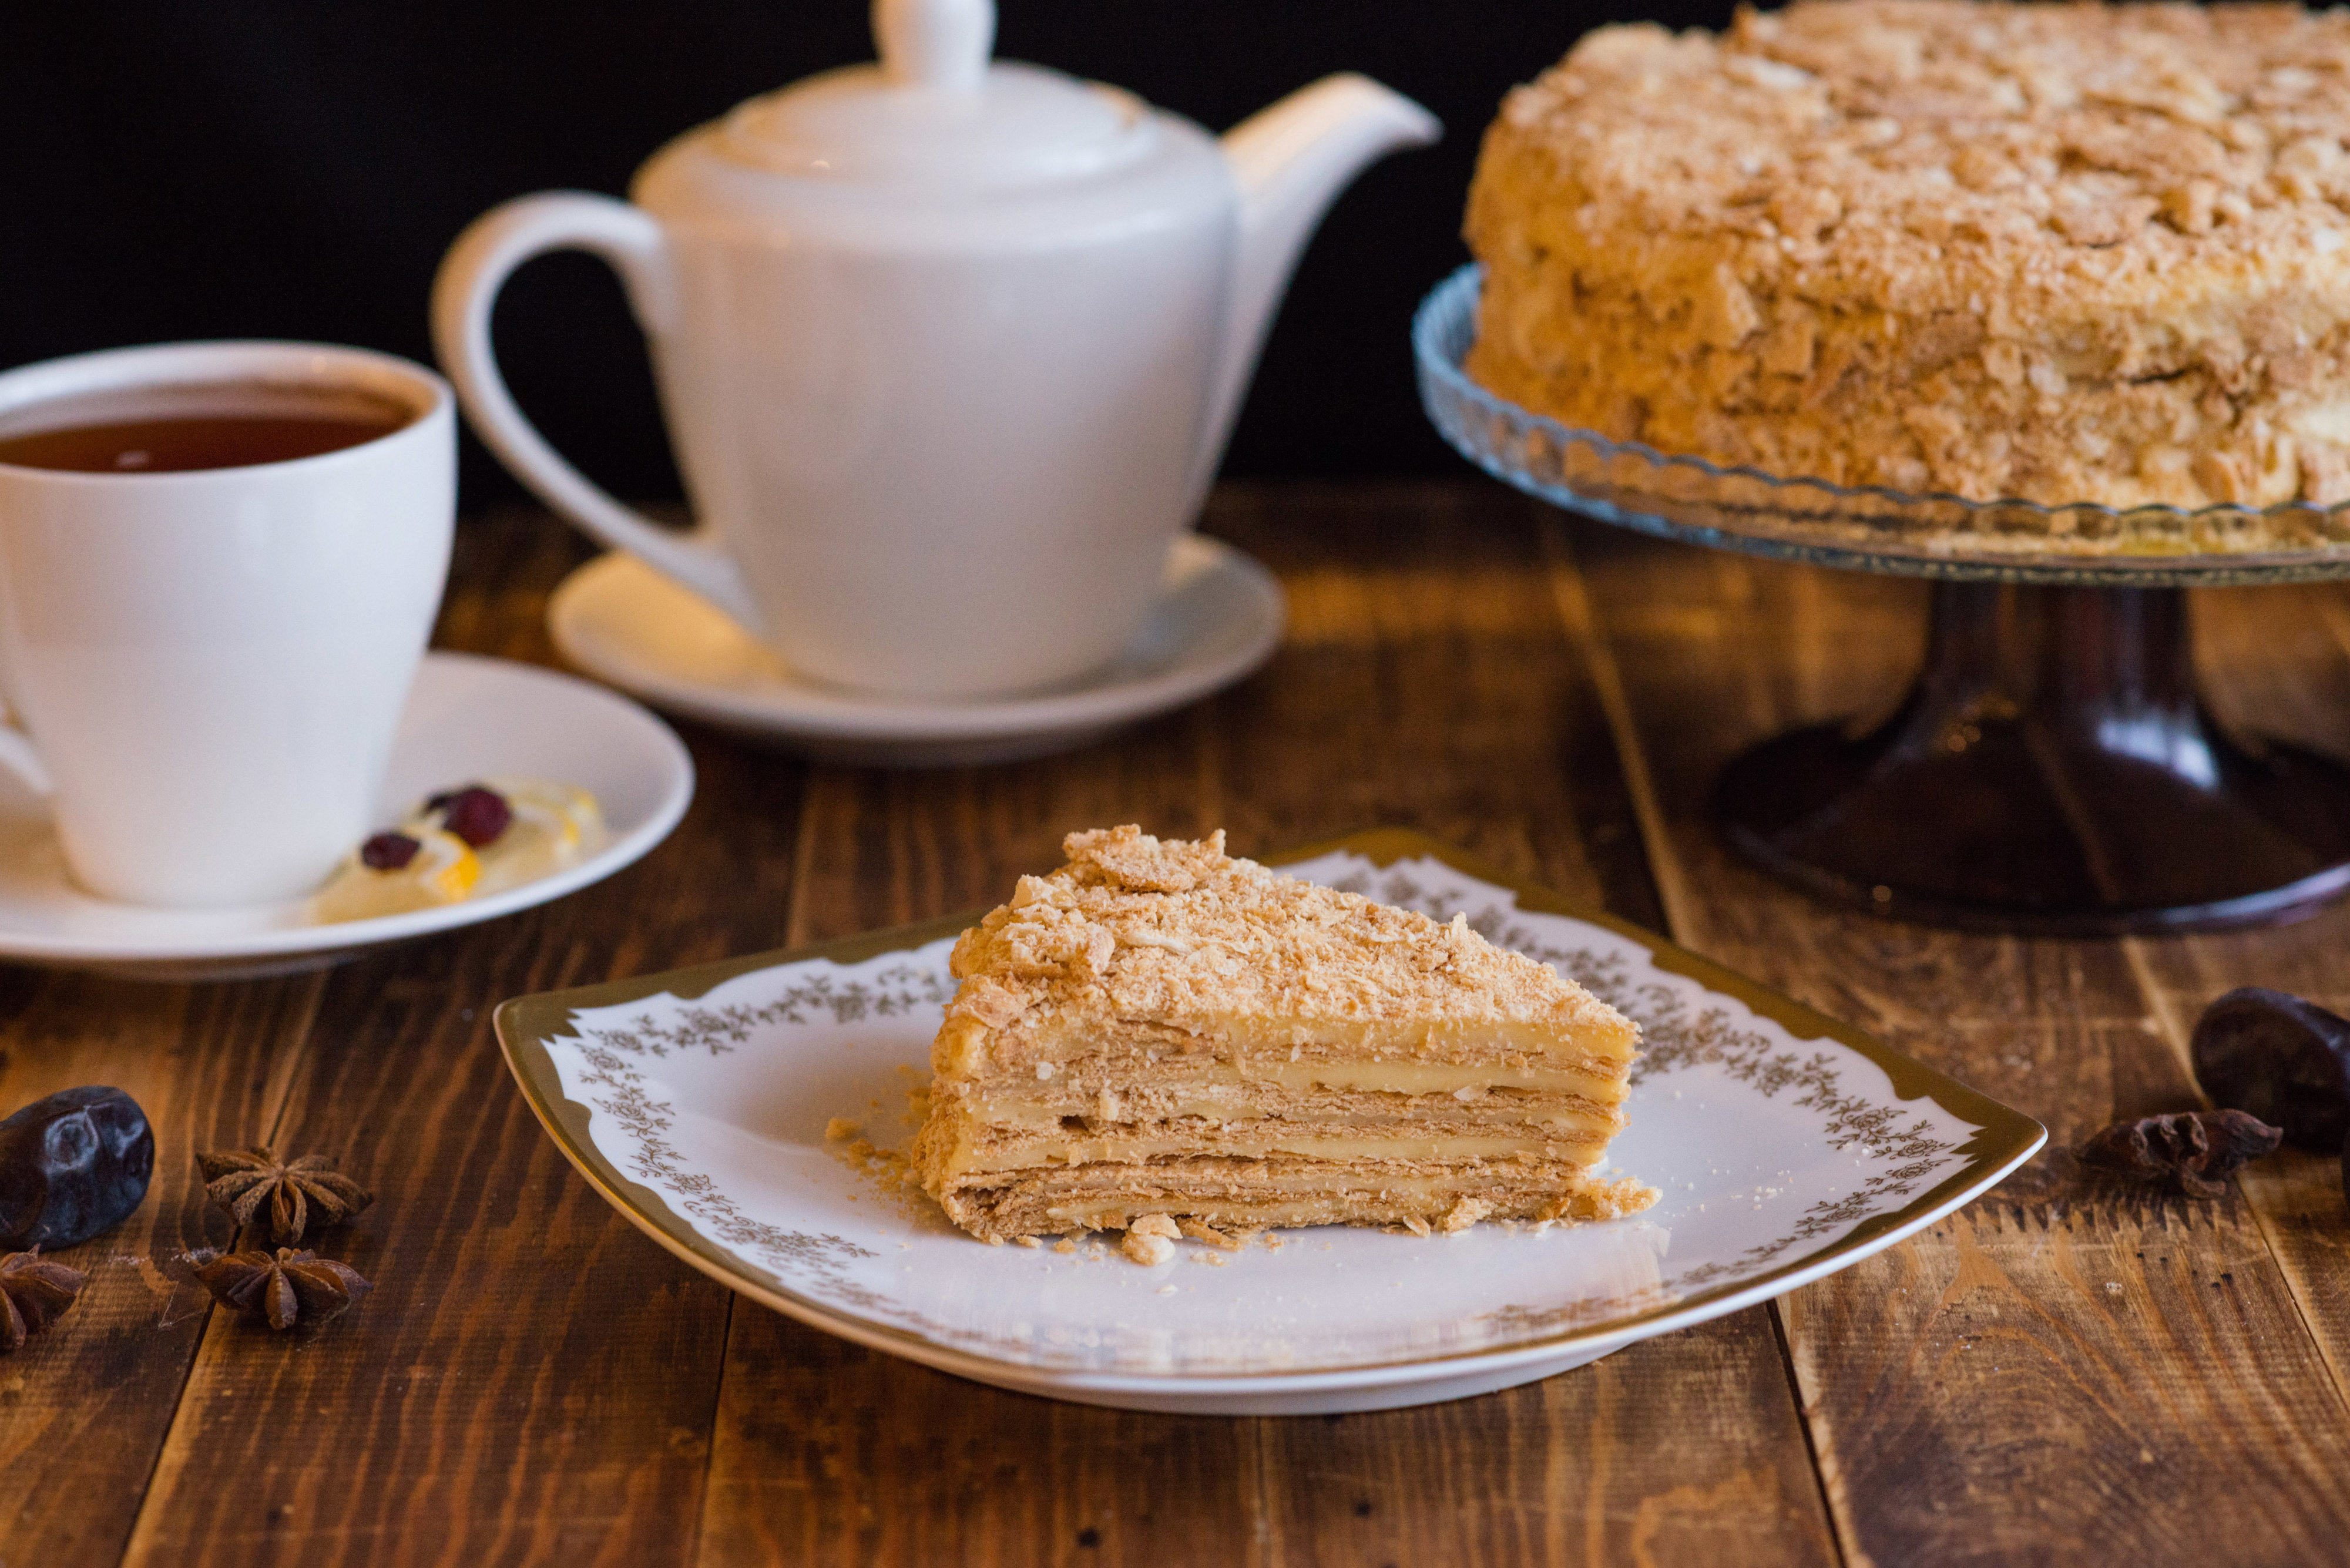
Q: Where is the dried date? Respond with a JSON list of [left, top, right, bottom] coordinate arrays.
[[2191, 987, 2350, 1153], [0, 1087, 154, 1250]]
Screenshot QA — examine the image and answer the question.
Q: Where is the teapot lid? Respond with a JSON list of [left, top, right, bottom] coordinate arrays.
[[717, 0, 1154, 190]]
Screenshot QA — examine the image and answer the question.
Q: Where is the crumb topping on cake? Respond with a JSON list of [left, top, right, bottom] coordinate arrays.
[[942, 827, 1627, 1041], [1498, 0, 2350, 308], [1465, 0, 2350, 511]]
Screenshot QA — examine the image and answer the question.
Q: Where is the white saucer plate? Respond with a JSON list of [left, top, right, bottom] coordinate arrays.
[[498, 830, 2043, 1415], [0, 652, 694, 981], [547, 535, 1285, 766]]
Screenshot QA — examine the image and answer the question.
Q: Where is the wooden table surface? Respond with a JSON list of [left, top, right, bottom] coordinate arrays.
[[8, 479, 2350, 1566]]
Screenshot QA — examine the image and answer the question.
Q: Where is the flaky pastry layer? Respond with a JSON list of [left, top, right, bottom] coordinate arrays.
[[932, 1154, 1658, 1241]]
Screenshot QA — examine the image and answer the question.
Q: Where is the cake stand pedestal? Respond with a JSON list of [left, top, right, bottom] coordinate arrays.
[[1416, 264, 2350, 935], [1713, 582, 2350, 934]]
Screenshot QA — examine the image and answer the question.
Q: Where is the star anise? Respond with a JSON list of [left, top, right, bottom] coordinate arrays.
[[196, 1146, 374, 1245], [0, 1248, 88, 1352], [2079, 1109, 2282, 1198], [192, 1247, 372, 1331]]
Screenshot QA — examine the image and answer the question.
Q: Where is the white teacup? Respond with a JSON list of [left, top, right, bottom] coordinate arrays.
[[0, 341, 455, 908]]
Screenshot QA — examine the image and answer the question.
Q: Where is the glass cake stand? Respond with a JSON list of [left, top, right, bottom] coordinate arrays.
[[1416, 264, 2350, 935]]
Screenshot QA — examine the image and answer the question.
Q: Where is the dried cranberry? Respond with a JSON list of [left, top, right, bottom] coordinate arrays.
[[360, 832, 421, 871], [426, 785, 511, 848]]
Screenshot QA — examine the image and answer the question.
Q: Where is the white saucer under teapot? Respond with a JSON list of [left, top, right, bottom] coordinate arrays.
[[434, 0, 1436, 700]]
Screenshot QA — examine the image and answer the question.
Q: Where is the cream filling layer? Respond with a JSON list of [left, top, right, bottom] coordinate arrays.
[[982, 1165, 1638, 1219], [1106, 1015, 1638, 1061], [1036, 1186, 1539, 1224], [992, 1164, 1596, 1196], [969, 1089, 1619, 1135], [939, 1130, 1610, 1177], [943, 1015, 1637, 1079], [971, 1057, 1627, 1103], [1234, 1059, 1622, 1097]]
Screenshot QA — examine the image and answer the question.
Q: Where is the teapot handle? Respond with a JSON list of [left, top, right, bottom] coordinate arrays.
[[430, 193, 765, 632]]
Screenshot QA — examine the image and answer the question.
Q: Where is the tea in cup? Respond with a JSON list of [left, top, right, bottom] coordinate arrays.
[[0, 341, 456, 906]]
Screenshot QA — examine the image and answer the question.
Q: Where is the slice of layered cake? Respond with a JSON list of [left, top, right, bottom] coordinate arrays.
[[913, 827, 1656, 1244]]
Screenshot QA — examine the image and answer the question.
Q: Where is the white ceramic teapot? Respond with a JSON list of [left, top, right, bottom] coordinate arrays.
[[433, 0, 1436, 699]]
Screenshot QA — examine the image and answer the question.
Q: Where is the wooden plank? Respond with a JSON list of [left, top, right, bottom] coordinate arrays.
[[1213, 482, 1667, 930], [1227, 486, 1831, 1568], [1255, 1316, 1835, 1568], [1564, 521, 2350, 1566], [704, 1319, 1264, 1567], [694, 482, 1835, 1567], [697, 572, 1250, 1568], [2124, 580, 2350, 1422], [431, 505, 604, 667], [0, 971, 323, 1567], [0, 509, 585, 1561], [119, 509, 809, 1566]]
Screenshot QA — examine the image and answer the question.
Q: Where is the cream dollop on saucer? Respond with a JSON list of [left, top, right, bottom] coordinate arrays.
[[314, 778, 606, 924], [0, 653, 691, 980]]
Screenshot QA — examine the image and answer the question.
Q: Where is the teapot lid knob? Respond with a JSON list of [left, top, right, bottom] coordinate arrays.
[[874, 0, 993, 93], [702, 0, 1146, 186]]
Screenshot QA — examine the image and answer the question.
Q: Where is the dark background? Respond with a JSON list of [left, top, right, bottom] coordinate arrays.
[[0, 3, 1728, 509]]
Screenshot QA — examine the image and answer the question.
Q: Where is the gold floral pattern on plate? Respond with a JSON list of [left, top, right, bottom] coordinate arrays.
[[495, 829, 2043, 1414]]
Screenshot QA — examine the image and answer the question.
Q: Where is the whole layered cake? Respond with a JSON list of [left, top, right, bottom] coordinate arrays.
[[1465, 0, 2350, 510]]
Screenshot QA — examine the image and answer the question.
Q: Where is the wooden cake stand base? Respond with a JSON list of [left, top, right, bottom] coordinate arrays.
[[1713, 582, 2350, 935]]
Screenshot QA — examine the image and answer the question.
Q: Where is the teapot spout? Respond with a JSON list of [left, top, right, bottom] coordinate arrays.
[[1193, 75, 1440, 494]]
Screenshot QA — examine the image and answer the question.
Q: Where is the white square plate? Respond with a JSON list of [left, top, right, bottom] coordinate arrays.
[[496, 830, 2043, 1413]]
